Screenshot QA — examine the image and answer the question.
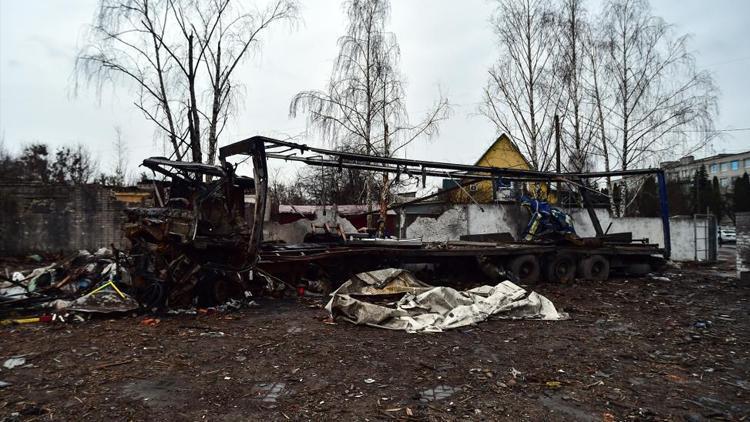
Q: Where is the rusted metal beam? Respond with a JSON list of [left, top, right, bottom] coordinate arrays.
[[220, 136, 665, 180]]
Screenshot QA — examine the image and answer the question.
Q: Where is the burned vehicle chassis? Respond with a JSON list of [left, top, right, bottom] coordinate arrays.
[[123, 158, 261, 308], [124, 136, 672, 306]]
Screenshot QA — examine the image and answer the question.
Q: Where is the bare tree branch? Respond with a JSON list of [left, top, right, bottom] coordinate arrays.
[[75, 0, 298, 165]]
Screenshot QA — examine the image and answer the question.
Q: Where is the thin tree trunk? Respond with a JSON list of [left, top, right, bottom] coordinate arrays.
[[569, 2, 582, 171], [618, 23, 629, 217], [590, 48, 616, 216], [207, 42, 222, 166], [364, 16, 374, 229], [525, 5, 538, 170], [188, 34, 202, 163], [148, 20, 181, 160]]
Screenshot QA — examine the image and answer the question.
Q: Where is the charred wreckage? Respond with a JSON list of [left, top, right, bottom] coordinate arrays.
[[123, 136, 672, 308]]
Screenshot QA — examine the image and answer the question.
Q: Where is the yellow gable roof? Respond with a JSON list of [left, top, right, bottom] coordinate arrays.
[[474, 133, 532, 170]]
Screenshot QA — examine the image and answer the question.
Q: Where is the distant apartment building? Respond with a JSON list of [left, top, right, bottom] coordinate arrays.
[[661, 150, 750, 191]]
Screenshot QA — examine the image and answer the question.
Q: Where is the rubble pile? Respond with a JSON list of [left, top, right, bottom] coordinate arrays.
[[0, 249, 138, 320], [0, 248, 262, 323]]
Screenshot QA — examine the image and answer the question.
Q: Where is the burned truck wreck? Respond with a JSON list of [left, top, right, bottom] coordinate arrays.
[[123, 158, 263, 308], [124, 135, 672, 307]]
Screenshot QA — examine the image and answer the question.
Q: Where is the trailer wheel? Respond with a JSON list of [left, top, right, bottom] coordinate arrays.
[[626, 263, 651, 276], [477, 256, 505, 282], [545, 253, 577, 283], [509, 255, 540, 284], [580, 255, 610, 281]]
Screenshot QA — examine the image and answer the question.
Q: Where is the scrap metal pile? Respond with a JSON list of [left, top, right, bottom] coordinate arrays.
[[0, 249, 138, 320], [1, 157, 264, 317]]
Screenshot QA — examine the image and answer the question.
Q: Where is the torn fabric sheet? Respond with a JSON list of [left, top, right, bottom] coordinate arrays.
[[64, 290, 139, 314], [326, 269, 567, 332]]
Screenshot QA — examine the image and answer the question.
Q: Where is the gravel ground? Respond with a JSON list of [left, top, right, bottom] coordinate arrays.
[[1, 268, 748, 421]]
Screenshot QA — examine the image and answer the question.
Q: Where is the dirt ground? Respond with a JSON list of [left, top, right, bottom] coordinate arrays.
[[1, 264, 749, 421]]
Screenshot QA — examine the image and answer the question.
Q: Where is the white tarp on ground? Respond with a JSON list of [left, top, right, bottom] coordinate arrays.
[[325, 268, 567, 333]]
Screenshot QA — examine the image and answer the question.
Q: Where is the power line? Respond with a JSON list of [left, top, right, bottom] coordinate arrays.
[[684, 127, 750, 133], [715, 127, 750, 132]]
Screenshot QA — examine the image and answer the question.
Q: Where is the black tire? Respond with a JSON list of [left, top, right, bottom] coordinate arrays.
[[477, 257, 504, 282], [139, 280, 167, 310], [579, 255, 610, 281], [509, 254, 541, 284], [626, 263, 651, 276], [545, 253, 577, 283], [212, 278, 229, 305]]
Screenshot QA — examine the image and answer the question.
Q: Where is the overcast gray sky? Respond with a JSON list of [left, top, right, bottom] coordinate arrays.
[[1, 0, 748, 181]]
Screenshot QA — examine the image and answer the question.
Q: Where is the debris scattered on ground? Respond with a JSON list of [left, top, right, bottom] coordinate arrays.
[[0, 269, 747, 420], [140, 317, 160, 327], [0, 249, 135, 317], [419, 385, 460, 402], [3, 357, 26, 369], [326, 268, 566, 332], [1, 250, 261, 320], [253, 382, 286, 403], [199, 331, 226, 337]]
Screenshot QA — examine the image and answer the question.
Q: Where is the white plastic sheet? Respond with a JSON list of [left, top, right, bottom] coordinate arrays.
[[326, 269, 567, 333]]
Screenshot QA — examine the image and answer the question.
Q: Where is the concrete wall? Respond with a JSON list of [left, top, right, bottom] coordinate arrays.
[[406, 204, 527, 242], [466, 204, 528, 239], [583, 213, 713, 262], [0, 183, 128, 254], [404, 203, 710, 262], [264, 209, 357, 244], [569, 209, 665, 246], [406, 207, 468, 242], [669, 216, 716, 262]]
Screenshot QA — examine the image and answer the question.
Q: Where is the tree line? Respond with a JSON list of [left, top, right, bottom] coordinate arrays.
[[0, 128, 131, 186], [71, 0, 719, 223], [624, 168, 750, 222]]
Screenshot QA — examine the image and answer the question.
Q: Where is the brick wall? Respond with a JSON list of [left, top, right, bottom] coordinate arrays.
[[0, 183, 128, 255]]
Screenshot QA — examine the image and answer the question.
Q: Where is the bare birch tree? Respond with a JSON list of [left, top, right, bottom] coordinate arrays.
[[556, 0, 597, 173], [599, 0, 716, 172], [290, 0, 449, 228], [584, 31, 619, 212], [76, 0, 297, 163], [481, 0, 563, 171], [589, 0, 717, 214]]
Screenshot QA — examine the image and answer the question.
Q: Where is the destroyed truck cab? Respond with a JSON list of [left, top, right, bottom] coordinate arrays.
[[123, 158, 261, 308]]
